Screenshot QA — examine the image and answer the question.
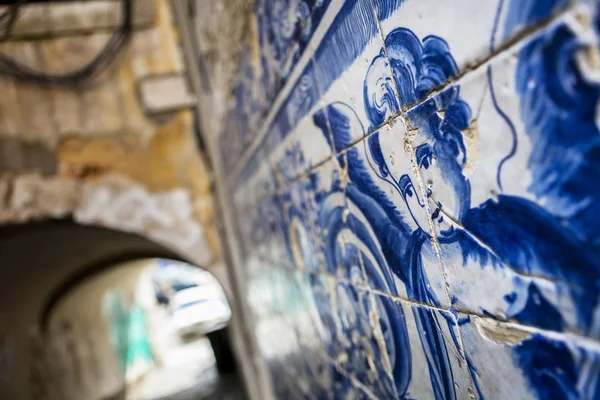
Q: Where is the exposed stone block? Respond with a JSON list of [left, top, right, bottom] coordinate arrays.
[[138, 74, 196, 115]]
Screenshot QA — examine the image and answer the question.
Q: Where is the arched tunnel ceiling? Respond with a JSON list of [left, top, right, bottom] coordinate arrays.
[[0, 220, 187, 331]]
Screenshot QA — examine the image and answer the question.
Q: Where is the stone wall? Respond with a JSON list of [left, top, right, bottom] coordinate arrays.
[[0, 0, 219, 267], [189, 0, 600, 399]]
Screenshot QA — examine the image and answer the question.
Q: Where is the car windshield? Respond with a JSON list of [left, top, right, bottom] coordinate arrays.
[[178, 299, 209, 309], [172, 282, 198, 292]]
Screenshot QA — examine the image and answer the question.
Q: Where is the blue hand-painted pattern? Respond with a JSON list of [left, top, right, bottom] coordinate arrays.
[[252, 143, 406, 398], [223, 0, 600, 398], [314, 28, 467, 400], [219, 0, 332, 176], [312, 20, 600, 400], [513, 8, 600, 244]]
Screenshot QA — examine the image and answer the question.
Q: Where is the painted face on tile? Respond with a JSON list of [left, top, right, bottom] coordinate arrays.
[[369, 126, 468, 238], [367, 124, 468, 238], [402, 91, 472, 238], [398, 151, 458, 236], [363, 29, 471, 238], [396, 172, 430, 234], [412, 138, 464, 237]]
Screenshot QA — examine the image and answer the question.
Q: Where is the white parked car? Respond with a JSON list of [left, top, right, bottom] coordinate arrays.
[[170, 285, 231, 338]]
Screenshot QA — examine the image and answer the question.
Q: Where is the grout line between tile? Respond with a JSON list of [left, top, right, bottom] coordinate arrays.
[[429, 203, 593, 294], [256, 263, 600, 350]]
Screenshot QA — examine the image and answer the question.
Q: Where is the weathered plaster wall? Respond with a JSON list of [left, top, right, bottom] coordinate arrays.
[[0, 0, 219, 266], [189, 0, 600, 399]]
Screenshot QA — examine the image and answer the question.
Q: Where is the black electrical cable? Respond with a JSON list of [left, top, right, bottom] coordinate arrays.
[[0, 0, 27, 40], [0, 0, 133, 87]]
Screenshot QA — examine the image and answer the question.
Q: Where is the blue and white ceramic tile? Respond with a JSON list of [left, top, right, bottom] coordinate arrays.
[[265, 59, 335, 185], [394, 299, 473, 399], [253, 0, 336, 107], [323, 117, 450, 308], [373, 0, 577, 110], [373, 0, 500, 110], [273, 158, 345, 273], [402, 2, 600, 339], [324, 282, 397, 398], [459, 314, 600, 400], [405, 1, 600, 232], [210, 0, 600, 398], [254, 0, 308, 101], [277, 174, 326, 272], [312, 0, 400, 139]]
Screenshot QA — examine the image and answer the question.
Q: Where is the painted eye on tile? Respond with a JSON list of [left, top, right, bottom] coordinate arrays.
[[415, 143, 433, 170], [399, 174, 414, 198]]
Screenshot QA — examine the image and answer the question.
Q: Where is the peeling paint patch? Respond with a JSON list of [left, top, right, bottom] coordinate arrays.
[[461, 119, 479, 178], [474, 317, 531, 346], [57, 113, 211, 194], [75, 175, 212, 265], [0, 173, 212, 266], [0, 174, 79, 222]]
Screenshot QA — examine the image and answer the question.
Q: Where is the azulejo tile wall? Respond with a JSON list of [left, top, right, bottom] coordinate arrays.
[[221, 0, 600, 398]]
